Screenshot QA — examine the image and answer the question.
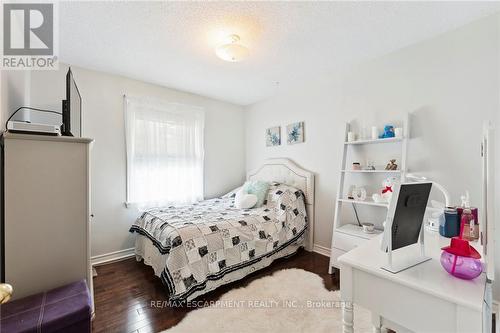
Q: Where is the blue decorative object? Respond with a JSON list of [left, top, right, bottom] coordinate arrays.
[[379, 125, 395, 139]]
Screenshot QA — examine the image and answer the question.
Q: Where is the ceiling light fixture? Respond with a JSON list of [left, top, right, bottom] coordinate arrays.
[[215, 34, 249, 62]]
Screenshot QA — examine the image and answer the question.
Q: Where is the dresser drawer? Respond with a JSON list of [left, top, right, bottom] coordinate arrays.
[[332, 230, 369, 252]]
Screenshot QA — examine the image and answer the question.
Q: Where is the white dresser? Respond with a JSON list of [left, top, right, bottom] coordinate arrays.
[[1, 133, 94, 307]]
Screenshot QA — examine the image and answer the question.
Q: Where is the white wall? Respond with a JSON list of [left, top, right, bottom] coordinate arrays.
[[4, 64, 246, 258], [245, 14, 499, 257], [1, 71, 31, 124]]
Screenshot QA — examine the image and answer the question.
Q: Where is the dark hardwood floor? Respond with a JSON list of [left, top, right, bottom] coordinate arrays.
[[92, 249, 337, 333]]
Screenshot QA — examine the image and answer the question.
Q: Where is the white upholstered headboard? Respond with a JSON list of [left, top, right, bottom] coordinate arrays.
[[247, 158, 315, 251]]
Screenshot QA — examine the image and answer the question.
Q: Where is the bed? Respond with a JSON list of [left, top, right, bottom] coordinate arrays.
[[129, 158, 315, 301]]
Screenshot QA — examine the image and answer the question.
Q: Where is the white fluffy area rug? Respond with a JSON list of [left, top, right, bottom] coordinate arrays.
[[164, 268, 371, 333]]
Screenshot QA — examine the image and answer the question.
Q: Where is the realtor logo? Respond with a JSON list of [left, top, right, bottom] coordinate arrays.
[[1, 2, 58, 69]]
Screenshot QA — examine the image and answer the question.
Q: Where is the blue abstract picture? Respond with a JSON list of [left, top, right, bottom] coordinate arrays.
[[287, 122, 304, 144], [266, 126, 281, 147]]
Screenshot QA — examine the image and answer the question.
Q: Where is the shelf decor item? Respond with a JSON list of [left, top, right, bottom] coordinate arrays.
[[265, 126, 281, 147], [352, 162, 361, 170], [379, 125, 395, 139], [287, 122, 304, 144], [351, 186, 367, 201], [372, 177, 397, 203], [363, 160, 376, 170], [361, 223, 375, 233], [385, 159, 398, 170], [440, 237, 482, 280]]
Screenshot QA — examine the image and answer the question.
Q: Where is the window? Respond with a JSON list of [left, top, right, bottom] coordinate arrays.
[[124, 96, 204, 208]]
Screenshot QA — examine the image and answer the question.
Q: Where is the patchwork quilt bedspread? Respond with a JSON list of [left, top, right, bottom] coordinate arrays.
[[129, 183, 308, 301]]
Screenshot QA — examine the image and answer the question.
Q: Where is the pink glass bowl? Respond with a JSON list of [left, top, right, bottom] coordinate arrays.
[[440, 251, 483, 280]]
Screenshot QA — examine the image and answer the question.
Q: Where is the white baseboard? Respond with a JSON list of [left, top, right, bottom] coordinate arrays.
[[312, 244, 331, 257], [91, 247, 135, 266]]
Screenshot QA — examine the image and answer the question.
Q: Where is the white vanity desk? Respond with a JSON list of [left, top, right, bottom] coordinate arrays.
[[338, 230, 487, 333]]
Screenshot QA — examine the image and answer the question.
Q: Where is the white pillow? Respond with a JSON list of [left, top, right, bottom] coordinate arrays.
[[234, 189, 258, 209]]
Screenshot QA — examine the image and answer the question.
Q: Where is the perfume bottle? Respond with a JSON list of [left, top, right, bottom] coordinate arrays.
[[458, 192, 479, 241], [460, 208, 478, 241]]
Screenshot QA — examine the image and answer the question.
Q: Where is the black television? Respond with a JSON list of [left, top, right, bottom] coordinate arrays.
[[61, 68, 82, 137]]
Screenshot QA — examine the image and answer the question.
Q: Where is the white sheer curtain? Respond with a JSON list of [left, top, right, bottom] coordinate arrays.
[[124, 96, 204, 209]]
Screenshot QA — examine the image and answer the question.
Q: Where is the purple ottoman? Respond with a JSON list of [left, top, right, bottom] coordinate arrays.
[[0, 280, 91, 333]]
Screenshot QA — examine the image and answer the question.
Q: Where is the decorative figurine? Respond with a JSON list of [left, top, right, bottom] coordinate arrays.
[[379, 125, 395, 139], [372, 177, 397, 203], [385, 159, 398, 170], [351, 186, 367, 201], [363, 160, 376, 170]]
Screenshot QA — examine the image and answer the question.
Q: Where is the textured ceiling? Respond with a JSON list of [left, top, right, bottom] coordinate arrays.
[[60, 1, 500, 106]]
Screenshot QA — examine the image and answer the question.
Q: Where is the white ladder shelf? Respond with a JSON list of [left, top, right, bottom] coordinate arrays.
[[328, 116, 409, 273]]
